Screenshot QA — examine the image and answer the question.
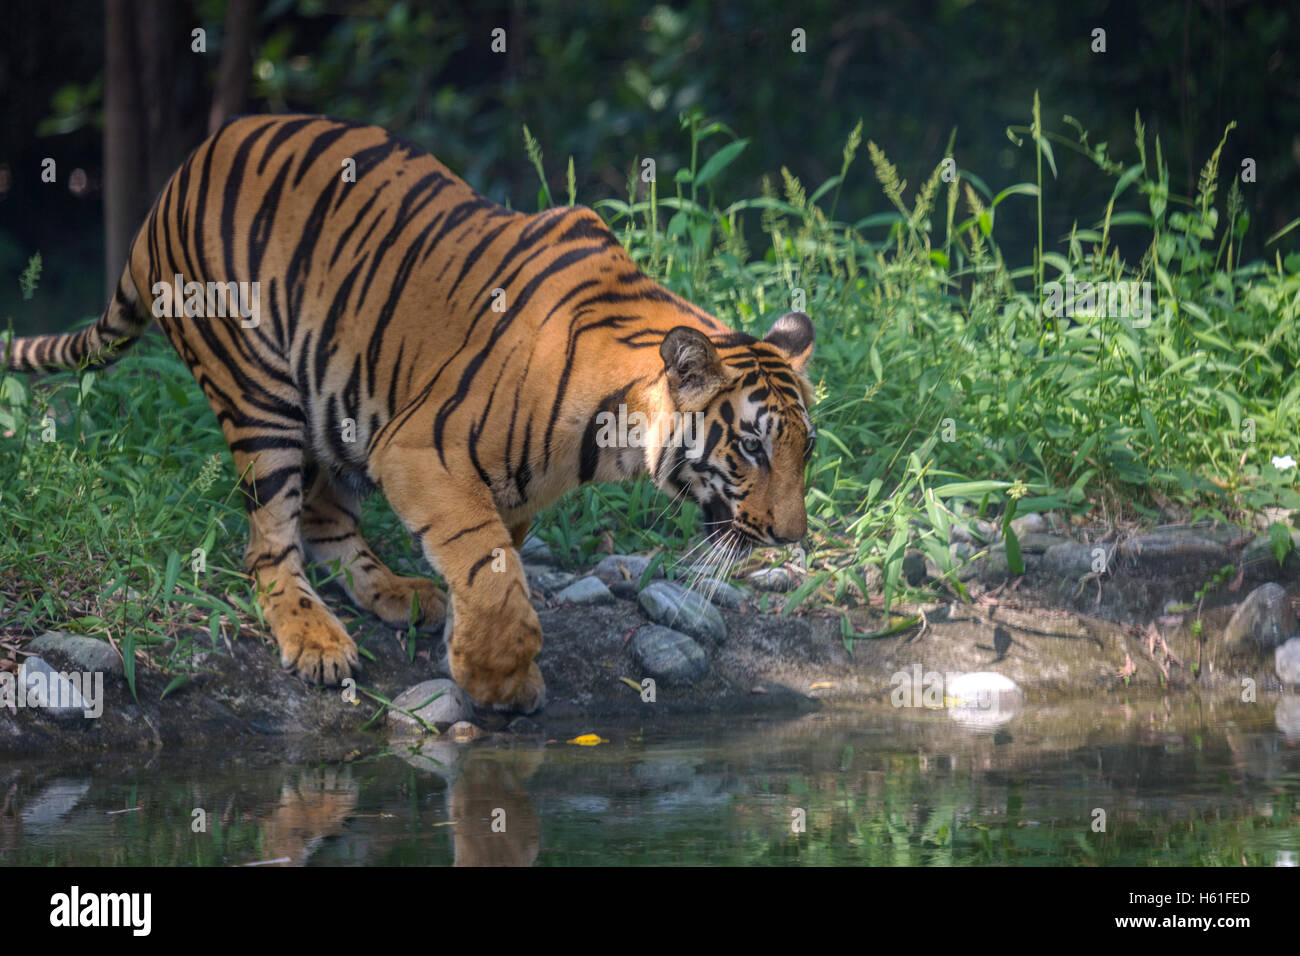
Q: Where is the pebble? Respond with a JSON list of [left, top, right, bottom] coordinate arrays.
[[902, 550, 929, 586], [518, 534, 557, 565], [949, 542, 981, 581], [387, 679, 471, 734], [630, 626, 708, 685], [1042, 541, 1106, 578], [1223, 583, 1295, 654], [637, 580, 727, 643], [14, 658, 91, 718], [26, 631, 124, 677], [506, 715, 541, 735], [554, 576, 614, 605], [592, 554, 664, 588], [944, 671, 1023, 730], [1275, 637, 1300, 685], [607, 578, 640, 600], [692, 577, 747, 609], [1241, 532, 1300, 575], [1014, 533, 1072, 553], [1009, 512, 1046, 536], [447, 720, 481, 742], [747, 567, 798, 592], [526, 567, 577, 594]]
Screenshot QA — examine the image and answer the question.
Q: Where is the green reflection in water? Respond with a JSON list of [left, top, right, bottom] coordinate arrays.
[[2, 695, 1297, 866]]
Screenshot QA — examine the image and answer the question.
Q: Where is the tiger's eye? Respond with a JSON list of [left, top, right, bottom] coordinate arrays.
[[741, 437, 762, 454]]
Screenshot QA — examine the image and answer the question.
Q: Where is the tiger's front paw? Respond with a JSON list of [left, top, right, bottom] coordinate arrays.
[[460, 660, 546, 712], [446, 599, 546, 713], [454, 658, 547, 715], [274, 601, 359, 685]]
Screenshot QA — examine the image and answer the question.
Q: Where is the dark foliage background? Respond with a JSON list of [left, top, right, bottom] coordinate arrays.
[[0, 0, 1296, 328]]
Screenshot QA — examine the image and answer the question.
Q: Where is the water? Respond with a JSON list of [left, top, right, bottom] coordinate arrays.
[[2, 695, 1297, 866]]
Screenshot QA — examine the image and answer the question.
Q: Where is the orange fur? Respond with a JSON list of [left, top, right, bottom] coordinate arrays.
[[6, 115, 815, 713]]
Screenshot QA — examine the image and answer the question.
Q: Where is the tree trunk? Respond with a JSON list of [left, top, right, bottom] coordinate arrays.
[[208, 0, 255, 136], [103, 1, 207, 300], [103, 0, 144, 300]]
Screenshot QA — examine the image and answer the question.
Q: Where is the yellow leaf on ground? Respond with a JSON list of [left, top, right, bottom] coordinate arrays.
[[567, 733, 609, 746], [618, 676, 642, 692], [808, 681, 837, 690]]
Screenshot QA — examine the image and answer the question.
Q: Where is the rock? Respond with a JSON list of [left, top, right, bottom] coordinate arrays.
[[518, 534, 557, 565], [630, 626, 708, 685], [506, 715, 541, 735], [387, 679, 472, 734], [1009, 512, 1046, 536], [857, 564, 883, 594], [949, 542, 981, 581], [1276, 696, 1300, 739], [976, 548, 1012, 581], [1043, 512, 1070, 534], [1255, 507, 1298, 532], [608, 578, 640, 600], [1117, 534, 1232, 577], [1240, 532, 1300, 578], [26, 631, 124, 677], [638, 580, 727, 644], [447, 720, 481, 742], [1222, 583, 1295, 655], [526, 566, 577, 594], [902, 550, 929, 586], [16, 658, 92, 718], [1042, 541, 1106, 578], [944, 671, 1024, 730], [1014, 533, 1071, 553], [747, 567, 798, 592], [1275, 638, 1300, 685], [693, 577, 747, 609], [554, 576, 614, 605], [1163, 522, 1251, 546], [592, 554, 663, 588], [921, 553, 950, 581], [949, 523, 974, 544]]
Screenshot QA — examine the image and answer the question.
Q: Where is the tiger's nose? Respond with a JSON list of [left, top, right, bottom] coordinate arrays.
[[770, 512, 806, 544]]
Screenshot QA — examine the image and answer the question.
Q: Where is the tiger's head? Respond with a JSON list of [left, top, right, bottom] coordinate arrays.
[[653, 312, 815, 555]]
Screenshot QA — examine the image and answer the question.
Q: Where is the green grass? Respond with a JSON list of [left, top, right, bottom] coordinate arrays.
[[2, 97, 1299, 682]]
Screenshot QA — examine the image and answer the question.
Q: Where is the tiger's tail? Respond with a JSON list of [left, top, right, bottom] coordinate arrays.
[[5, 266, 151, 373]]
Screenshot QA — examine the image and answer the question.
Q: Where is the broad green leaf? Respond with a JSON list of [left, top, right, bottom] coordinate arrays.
[[694, 139, 749, 188]]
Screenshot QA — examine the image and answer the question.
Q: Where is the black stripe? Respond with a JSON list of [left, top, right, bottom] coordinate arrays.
[[291, 123, 354, 188], [466, 552, 496, 587], [256, 116, 317, 176], [220, 119, 277, 281]]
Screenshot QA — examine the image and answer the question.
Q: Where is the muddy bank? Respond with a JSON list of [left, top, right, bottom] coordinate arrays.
[[2, 522, 1298, 756], [0, 606, 824, 757]]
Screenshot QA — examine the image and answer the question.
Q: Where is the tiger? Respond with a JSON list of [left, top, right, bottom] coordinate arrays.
[[5, 114, 815, 714]]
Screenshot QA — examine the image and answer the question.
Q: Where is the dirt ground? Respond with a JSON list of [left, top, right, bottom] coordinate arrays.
[[2, 521, 1297, 756]]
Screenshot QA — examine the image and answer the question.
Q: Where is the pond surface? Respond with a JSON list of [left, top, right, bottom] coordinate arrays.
[[2, 694, 1298, 866]]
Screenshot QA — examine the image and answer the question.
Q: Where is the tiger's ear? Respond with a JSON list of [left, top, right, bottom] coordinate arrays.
[[660, 326, 734, 411], [764, 312, 814, 373]]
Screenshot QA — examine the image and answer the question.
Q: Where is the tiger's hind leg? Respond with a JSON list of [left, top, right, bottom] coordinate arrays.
[[230, 431, 359, 684], [300, 464, 446, 631], [151, 301, 355, 684]]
